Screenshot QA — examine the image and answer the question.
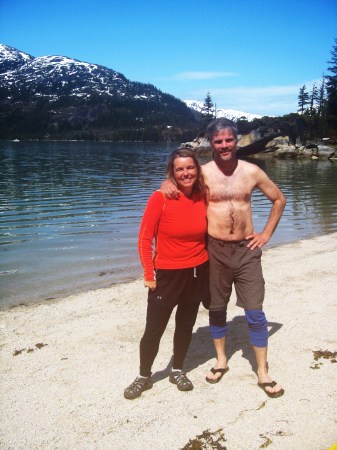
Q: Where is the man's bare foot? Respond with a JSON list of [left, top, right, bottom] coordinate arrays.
[[258, 373, 284, 398], [205, 360, 229, 383]]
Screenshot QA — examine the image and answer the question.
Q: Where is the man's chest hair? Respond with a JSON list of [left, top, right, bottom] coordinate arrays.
[[207, 175, 252, 203], [203, 160, 257, 202]]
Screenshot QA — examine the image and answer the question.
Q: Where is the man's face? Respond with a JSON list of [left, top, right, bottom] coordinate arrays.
[[210, 129, 237, 162]]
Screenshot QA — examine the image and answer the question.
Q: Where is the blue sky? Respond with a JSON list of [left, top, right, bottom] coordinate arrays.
[[0, 0, 336, 116]]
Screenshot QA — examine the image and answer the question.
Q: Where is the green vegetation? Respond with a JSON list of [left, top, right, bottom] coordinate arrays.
[[1, 39, 336, 142], [294, 38, 337, 140], [0, 92, 201, 141], [201, 39, 337, 144], [202, 92, 216, 120]]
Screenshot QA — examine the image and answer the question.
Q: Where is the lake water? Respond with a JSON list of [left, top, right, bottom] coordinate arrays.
[[1, 141, 337, 309]]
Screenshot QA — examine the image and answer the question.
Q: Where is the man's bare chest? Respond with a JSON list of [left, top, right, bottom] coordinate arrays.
[[207, 176, 252, 203]]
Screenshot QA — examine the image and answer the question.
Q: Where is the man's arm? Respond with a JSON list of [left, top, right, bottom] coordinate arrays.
[[160, 179, 180, 200], [246, 170, 286, 250]]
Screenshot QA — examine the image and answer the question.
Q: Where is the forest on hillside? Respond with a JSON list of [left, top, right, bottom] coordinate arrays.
[[0, 39, 336, 142]]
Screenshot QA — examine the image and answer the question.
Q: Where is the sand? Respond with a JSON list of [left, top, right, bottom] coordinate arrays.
[[1, 233, 337, 450]]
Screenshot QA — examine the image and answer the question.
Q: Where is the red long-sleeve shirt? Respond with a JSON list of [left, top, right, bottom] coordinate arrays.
[[138, 190, 208, 281]]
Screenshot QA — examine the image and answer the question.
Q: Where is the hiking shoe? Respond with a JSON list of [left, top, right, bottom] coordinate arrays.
[[169, 371, 193, 391], [124, 376, 153, 400]]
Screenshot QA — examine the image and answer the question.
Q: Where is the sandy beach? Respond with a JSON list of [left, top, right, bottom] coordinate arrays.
[[1, 233, 337, 450]]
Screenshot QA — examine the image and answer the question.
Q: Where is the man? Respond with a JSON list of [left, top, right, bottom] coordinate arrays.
[[161, 118, 286, 398]]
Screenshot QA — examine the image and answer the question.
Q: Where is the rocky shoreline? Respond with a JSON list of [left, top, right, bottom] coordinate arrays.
[[183, 134, 337, 160]]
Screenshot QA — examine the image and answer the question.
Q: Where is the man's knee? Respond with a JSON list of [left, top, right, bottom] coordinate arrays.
[[209, 308, 227, 326], [209, 308, 228, 339], [245, 309, 268, 347]]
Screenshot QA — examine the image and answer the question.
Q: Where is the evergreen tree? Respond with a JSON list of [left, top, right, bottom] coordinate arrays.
[[317, 77, 327, 118], [202, 92, 215, 119], [298, 85, 310, 114], [309, 83, 319, 116], [325, 38, 337, 116]]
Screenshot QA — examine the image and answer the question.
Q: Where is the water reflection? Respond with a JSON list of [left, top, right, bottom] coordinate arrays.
[[1, 142, 337, 308], [249, 157, 337, 240]]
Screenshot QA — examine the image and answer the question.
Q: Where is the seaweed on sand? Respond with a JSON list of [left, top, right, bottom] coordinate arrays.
[[181, 428, 227, 450], [310, 349, 337, 369]]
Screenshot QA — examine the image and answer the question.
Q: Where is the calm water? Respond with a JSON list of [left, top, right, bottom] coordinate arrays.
[[1, 141, 337, 309]]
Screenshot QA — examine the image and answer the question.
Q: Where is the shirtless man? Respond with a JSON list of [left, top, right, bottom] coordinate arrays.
[[161, 118, 286, 398]]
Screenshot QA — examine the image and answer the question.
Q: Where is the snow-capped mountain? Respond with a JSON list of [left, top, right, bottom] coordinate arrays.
[[0, 44, 199, 141], [0, 44, 163, 101], [0, 44, 33, 72], [184, 100, 262, 122]]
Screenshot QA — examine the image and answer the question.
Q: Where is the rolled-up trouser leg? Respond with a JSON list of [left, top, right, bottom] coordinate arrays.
[[244, 309, 268, 347]]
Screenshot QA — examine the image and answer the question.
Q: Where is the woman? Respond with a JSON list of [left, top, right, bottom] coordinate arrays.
[[124, 148, 209, 400]]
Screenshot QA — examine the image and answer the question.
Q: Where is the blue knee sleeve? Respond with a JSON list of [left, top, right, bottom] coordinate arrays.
[[209, 309, 227, 339], [245, 309, 268, 347], [210, 324, 228, 339]]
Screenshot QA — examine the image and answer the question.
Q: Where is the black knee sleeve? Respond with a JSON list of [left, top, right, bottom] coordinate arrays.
[[209, 308, 227, 327]]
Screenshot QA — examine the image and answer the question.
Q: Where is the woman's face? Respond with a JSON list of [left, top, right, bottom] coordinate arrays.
[[173, 156, 197, 194]]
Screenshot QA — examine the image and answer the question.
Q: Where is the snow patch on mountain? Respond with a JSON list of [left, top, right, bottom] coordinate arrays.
[[184, 100, 262, 122], [0, 44, 32, 63], [0, 45, 148, 100]]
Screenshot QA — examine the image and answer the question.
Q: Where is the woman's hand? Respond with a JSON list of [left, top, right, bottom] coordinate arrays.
[[144, 279, 157, 291]]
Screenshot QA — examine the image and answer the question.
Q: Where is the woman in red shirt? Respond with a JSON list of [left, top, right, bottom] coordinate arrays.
[[124, 148, 209, 400]]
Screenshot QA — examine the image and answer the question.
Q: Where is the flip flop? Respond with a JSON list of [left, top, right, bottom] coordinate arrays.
[[205, 367, 229, 384], [258, 381, 284, 398]]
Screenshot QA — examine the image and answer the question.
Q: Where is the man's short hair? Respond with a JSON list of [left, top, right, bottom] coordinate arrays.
[[205, 118, 238, 140]]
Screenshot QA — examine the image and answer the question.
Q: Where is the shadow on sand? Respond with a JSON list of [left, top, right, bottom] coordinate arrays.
[[152, 315, 282, 383]]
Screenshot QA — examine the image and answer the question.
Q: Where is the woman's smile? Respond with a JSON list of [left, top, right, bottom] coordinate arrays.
[[173, 157, 197, 195]]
